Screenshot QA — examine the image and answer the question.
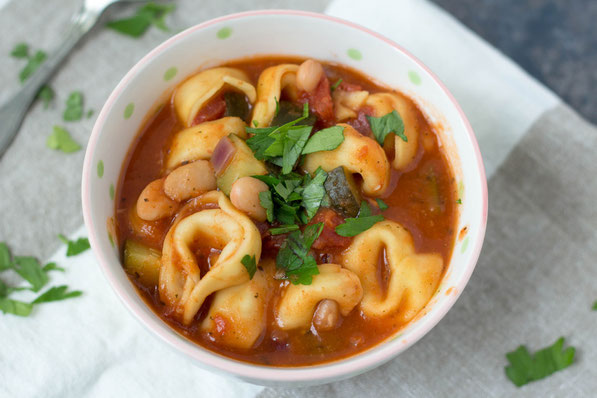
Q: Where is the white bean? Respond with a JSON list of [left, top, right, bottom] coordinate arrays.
[[164, 160, 216, 202], [296, 59, 324, 93], [229, 177, 269, 222], [312, 299, 340, 332], [136, 179, 179, 221]]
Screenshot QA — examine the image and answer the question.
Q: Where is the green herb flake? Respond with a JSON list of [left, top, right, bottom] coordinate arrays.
[[301, 168, 328, 220], [367, 110, 406, 145], [47, 126, 81, 153], [86, 109, 94, 119], [375, 198, 389, 211], [241, 255, 257, 279], [259, 191, 275, 223], [505, 337, 575, 387], [63, 91, 84, 121], [302, 126, 345, 154], [276, 223, 323, 285], [0, 243, 11, 271], [330, 78, 343, 92], [456, 198, 462, 204], [12, 256, 49, 292], [107, 2, 176, 37], [335, 201, 384, 237], [270, 225, 300, 235], [32, 285, 82, 304], [58, 234, 90, 257], [0, 298, 33, 317], [592, 300, 597, 311], [43, 262, 65, 273], [10, 43, 29, 59], [37, 85, 54, 109], [19, 50, 47, 83]]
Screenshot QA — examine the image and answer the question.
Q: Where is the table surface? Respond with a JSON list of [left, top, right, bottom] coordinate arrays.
[[432, 0, 597, 124]]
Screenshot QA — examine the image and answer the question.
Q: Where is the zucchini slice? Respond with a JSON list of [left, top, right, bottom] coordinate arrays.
[[123, 239, 161, 287], [224, 91, 250, 122], [324, 166, 362, 218], [271, 101, 316, 126]]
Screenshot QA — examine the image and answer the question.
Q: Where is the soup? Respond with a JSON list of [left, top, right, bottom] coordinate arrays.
[[115, 56, 458, 366]]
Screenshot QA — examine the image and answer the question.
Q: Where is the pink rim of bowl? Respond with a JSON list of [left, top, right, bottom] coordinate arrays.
[[82, 10, 488, 385]]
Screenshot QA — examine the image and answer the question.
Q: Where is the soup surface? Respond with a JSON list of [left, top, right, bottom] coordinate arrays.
[[116, 56, 458, 366]]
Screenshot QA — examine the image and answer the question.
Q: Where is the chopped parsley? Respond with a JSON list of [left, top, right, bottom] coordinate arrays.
[[0, 242, 82, 317], [367, 110, 406, 145], [375, 198, 389, 211], [505, 337, 575, 387], [19, 49, 46, 83], [270, 225, 300, 235], [10, 43, 29, 59], [456, 198, 462, 204], [107, 2, 176, 37], [10, 43, 54, 108], [241, 255, 257, 279], [335, 201, 384, 237], [47, 126, 81, 153], [592, 300, 597, 311], [63, 91, 84, 121], [301, 126, 345, 154], [276, 223, 323, 285], [58, 234, 90, 257], [37, 85, 54, 109], [330, 78, 343, 92]]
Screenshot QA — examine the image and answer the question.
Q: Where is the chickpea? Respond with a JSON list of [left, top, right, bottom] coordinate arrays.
[[164, 160, 216, 202], [229, 177, 269, 222], [312, 299, 340, 332], [136, 178, 180, 221], [296, 59, 324, 93]]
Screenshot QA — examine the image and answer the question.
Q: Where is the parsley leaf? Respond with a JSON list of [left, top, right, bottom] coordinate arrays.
[[0, 243, 11, 271], [456, 198, 462, 204], [10, 43, 29, 59], [270, 225, 300, 235], [301, 167, 328, 220], [12, 256, 49, 292], [302, 126, 345, 154], [330, 78, 343, 92], [19, 50, 46, 83], [37, 85, 54, 109], [0, 298, 33, 317], [86, 109, 94, 119], [276, 223, 323, 285], [376, 198, 389, 211], [335, 201, 384, 237], [43, 262, 65, 273], [505, 337, 575, 387], [47, 126, 81, 153], [32, 285, 82, 304], [63, 91, 84, 121], [367, 110, 406, 145], [259, 191, 275, 223], [58, 234, 90, 257], [592, 300, 597, 311], [282, 125, 312, 173], [107, 2, 176, 37], [241, 255, 257, 279]]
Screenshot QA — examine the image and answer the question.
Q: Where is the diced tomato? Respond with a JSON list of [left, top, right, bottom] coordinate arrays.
[[191, 96, 226, 126], [338, 81, 363, 92], [299, 76, 335, 127], [310, 208, 352, 250], [347, 106, 374, 136]]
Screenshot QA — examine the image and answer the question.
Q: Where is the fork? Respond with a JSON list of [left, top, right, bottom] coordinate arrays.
[[0, 0, 149, 158]]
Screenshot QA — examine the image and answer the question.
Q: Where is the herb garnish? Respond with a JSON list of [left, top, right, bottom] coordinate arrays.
[[592, 300, 597, 311], [367, 110, 406, 145], [336, 201, 384, 237], [58, 234, 90, 257], [19, 50, 46, 83], [0, 242, 82, 317], [47, 126, 81, 153], [276, 223, 323, 285], [10, 43, 54, 108], [241, 255, 257, 279], [330, 78, 343, 92], [505, 337, 575, 387], [456, 198, 462, 204], [63, 91, 84, 121], [10, 43, 29, 59], [37, 86, 54, 109], [270, 225, 300, 235], [301, 126, 345, 154], [107, 2, 176, 38], [375, 198, 389, 211]]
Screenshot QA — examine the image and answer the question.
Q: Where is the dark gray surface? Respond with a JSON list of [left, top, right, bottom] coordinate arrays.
[[432, 0, 597, 124]]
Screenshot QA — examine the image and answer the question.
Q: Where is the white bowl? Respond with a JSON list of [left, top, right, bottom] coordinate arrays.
[[82, 10, 487, 387]]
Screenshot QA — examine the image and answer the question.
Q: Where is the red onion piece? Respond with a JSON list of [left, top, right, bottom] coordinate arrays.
[[211, 136, 236, 176]]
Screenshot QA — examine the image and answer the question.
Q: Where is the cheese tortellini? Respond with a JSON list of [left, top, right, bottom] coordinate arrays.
[[332, 87, 369, 121], [341, 220, 443, 321], [166, 117, 247, 170], [159, 191, 262, 325], [275, 264, 363, 330], [366, 93, 420, 171], [303, 124, 390, 196], [173, 67, 256, 127], [251, 64, 299, 127], [200, 260, 272, 349]]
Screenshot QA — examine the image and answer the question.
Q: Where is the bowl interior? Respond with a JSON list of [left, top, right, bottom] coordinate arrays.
[[82, 10, 487, 386]]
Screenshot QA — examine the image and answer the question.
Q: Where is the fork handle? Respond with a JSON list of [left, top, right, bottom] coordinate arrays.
[[0, 6, 101, 158]]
